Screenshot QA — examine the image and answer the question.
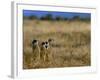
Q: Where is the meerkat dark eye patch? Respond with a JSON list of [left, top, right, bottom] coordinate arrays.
[[48, 38, 54, 42], [48, 39, 52, 42], [32, 39, 38, 44], [42, 42, 45, 45], [45, 41, 48, 44]]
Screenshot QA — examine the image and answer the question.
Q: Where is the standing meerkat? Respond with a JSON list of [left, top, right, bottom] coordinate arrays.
[[31, 39, 40, 62], [40, 40, 53, 62]]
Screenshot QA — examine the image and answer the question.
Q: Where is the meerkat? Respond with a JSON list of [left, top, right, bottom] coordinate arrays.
[[31, 39, 40, 62], [40, 42, 46, 62], [40, 41, 52, 62]]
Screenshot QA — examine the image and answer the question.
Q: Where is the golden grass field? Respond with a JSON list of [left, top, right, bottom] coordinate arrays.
[[23, 20, 91, 69]]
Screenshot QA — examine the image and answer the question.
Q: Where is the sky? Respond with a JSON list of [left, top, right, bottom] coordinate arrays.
[[23, 10, 91, 19]]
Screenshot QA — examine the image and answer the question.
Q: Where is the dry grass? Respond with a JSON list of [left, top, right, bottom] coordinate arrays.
[[23, 20, 91, 69]]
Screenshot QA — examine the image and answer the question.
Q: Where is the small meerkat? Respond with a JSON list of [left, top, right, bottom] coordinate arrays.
[[40, 41, 52, 62], [31, 39, 40, 62], [40, 42, 46, 62]]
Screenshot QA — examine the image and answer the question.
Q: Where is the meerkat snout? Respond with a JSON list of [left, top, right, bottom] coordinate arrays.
[[42, 41, 50, 49], [45, 41, 50, 49]]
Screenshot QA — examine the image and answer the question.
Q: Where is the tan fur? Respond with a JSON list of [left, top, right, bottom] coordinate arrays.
[[40, 42, 52, 62], [32, 45, 40, 61], [31, 40, 40, 64], [40, 46, 46, 61]]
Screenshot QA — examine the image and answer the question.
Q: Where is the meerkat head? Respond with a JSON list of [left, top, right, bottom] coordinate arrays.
[[41, 41, 50, 49], [32, 39, 39, 47], [48, 38, 54, 47], [48, 38, 54, 43], [45, 41, 50, 49]]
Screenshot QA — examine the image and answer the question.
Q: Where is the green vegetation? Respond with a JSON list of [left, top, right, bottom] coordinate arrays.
[[23, 14, 90, 22]]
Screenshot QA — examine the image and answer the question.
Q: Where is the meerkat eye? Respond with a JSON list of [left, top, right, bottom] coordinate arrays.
[[45, 41, 48, 44], [32, 39, 38, 45], [48, 39, 52, 42], [42, 42, 45, 45], [48, 38, 54, 43]]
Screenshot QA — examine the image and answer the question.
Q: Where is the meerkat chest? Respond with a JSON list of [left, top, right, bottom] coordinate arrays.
[[45, 47, 52, 54], [40, 47, 46, 54], [32, 46, 40, 54]]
